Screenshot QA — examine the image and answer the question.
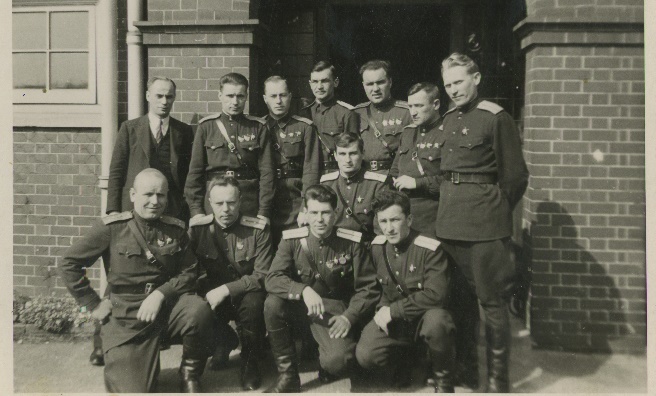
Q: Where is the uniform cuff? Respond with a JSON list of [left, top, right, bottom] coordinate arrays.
[[79, 293, 102, 312], [390, 301, 404, 321], [342, 311, 358, 327], [156, 283, 176, 300], [287, 282, 306, 301], [416, 177, 428, 190], [258, 209, 271, 218], [225, 280, 246, 298]]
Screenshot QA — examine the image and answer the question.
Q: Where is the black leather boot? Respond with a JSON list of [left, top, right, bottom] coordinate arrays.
[[208, 321, 240, 371], [484, 305, 510, 393], [264, 326, 301, 393], [89, 347, 104, 366], [179, 345, 208, 393], [240, 328, 262, 390]]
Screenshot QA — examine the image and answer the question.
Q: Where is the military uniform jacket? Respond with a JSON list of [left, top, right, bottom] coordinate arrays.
[[185, 112, 274, 218], [59, 211, 197, 350], [320, 169, 389, 235], [263, 113, 321, 227], [354, 99, 412, 171], [435, 97, 529, 241], [265, 227, 379, 326], [390, 118, 444, 199], [299, 97, 359, 162], [189, 214, 273, 298], [371, 231, 449, 323]]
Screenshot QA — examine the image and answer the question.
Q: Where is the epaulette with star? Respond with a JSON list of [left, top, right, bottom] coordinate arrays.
[[353, 101, 370, 110], [301, 100, 316, 110], [320, 171, 339, 183], [292, 115, 313, 125], [102, 211, 133, 225], [189, 214, 213, 227], [240, 216, 267, 230], [198, 113, 221, 124], [413, 235, 441, 252], [336, 100, 355, 111], [404, 124, 418, 129], [364, 171, 387, 183], [160, 215, 186, 229], [244, 114, 266, 125], [336, 228, 362, 243], [282, 227, 310, 240], [371, 235, 387, 245], [477, 100, 504, 115], [394, 100, 409, 109]]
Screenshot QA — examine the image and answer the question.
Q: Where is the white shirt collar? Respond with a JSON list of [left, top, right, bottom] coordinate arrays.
[[148, 113, 170, 139]]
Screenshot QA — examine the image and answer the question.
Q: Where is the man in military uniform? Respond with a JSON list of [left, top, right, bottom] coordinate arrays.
[[355, 190, 455, 392], [185, 72, 274, 223], [299, 61, 359, 174], [59, 169, 215, 393], [263, 185, 379, 392], [261, 76, 321, 247], [389, 82, 443, 235], [436, 53, 529, 392], [188, 176, 272, 390], [354, 60, 412, 176], [319, 132, 389, 240]]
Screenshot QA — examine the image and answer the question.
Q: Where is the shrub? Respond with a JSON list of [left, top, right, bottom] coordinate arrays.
[[18, 294, 92, 334], [13, 291, 31, 323]]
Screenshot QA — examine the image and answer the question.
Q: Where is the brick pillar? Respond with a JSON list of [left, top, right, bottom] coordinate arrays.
[[515, 1, 645, 352]]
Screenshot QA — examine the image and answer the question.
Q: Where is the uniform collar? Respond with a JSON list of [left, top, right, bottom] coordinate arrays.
[[266, 112, 291, 129], [132, 211, 160, 227], [221, 111, 245, 122], [392, 229, 418, 254], [215, 214, 240, 230], [340, 166, 365, 184], [309, 227, 336, 244], [458, 96, 482, 114], [418, 115, 441, 132], [372, 97, 395, 112], [316, 96, 336, 112]]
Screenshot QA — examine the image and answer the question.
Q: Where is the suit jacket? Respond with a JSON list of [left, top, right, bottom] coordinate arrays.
[[107, 115, 194, 220]]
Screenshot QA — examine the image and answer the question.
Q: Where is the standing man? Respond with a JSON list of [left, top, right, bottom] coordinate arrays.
[[263, 185, 379, 392], [59, 169, 215, 393], [356, 190, 456, 392], [299, 61, 359, 175], [189, 176, 272, 390], [261, 76, 321, 246], [320, 132, 389, 240], [185, 72, 274, 223], [437, 53, 529, 392], [354, 60, 412, 176], [389, 82, 443, 235]]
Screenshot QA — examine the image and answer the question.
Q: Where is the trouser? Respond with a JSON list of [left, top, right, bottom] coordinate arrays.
[[213, 291, 266, 352], [204, 177, 259, 217], [264, 294, 356, 376], [103, 294, 216, 393]]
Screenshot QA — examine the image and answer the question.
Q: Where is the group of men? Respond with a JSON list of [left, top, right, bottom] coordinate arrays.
[[59, 52, 528, 393]]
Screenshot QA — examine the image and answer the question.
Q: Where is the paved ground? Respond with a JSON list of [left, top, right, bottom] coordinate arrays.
[[14, 315, 647, 393]]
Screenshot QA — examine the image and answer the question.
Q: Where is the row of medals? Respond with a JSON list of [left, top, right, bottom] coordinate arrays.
[[326, 253, 351, 269]]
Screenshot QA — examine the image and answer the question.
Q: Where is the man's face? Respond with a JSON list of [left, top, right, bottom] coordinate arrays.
[[377, 204, 412, 245], [146, 80, 176, 118], [362, 68, 392, 105], [334, 141, 363, 176], [219, 83, 248, 116], [442, 65, 480, 108], [263, 80, 292, 118], [309, 68, 338, 103], [305, 199, 336, 238], [408, 89, 440, 126], [130, 175, 168, 220], [208, 184, 241, 227]]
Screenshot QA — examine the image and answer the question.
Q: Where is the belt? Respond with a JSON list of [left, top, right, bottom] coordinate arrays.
[[276, 168, 303, 179], [444, 171, 497, 184], [111, 282, 161, 295], [367, 160, 393, 171], [208, 169, 258, 180]]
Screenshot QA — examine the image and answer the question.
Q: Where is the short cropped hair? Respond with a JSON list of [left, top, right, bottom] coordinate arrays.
[[263, 75, 289, 92], [441, 52, 480, 75], [219, 72, 249, 91], [207, 175, 241, 196], [303, 185, 338, 210], [311, 61, 337, 78], [372, 189, 411, 217], [334, 132, 364, 153], [408, 82, 440, 103], [147, 76, 176, 92], [359, 59, 392, 79]]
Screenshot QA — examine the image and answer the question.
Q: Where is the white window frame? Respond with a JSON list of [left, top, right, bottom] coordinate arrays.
[[12, 5, 97, 104]]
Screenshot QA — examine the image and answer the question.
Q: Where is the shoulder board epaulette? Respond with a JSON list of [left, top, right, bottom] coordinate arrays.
[[364, 171, 388, 183], [371, 235, 387, 245], [189, 214, 213, 227], [240, 216, 267, 230], [291, 115, 313, 125], [198, 113, 221, 124], [404, 124, 418, 129], [102, 211, 133, 225], [353, 101, 371, 109], [283, 227, 309, 240], [320, 171, 339, 183], [442, 106, 457, 117], [244, 114, 266, 125], [336, 228, 362, 243], [414, 235, 441, 252], [301, 100, 316, 110], [394, 100, 409, 109], [477, 100, 504, 115], [160, 215, 186, 229], [336, 100, 355, 110]]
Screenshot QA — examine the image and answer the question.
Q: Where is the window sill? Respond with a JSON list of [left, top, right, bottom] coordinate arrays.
[[13, 104, 102, 128]]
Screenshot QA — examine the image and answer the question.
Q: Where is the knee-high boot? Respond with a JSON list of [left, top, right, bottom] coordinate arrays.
[[264, 325, 301, 393]]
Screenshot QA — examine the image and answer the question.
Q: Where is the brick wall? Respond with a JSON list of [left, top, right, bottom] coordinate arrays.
[[148, 0, 254, 22], [14, 129, 103, 297], [519, 1, 645, 352]]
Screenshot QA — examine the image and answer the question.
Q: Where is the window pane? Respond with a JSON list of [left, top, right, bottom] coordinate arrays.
[[50, 53, 88, 89], [50, 12, 89, 50], [13, 12, 47, 50], [13, 53, 46, 89]]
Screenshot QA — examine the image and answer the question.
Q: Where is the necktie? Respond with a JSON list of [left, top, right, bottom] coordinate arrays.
[[155, 120, 163, 144]]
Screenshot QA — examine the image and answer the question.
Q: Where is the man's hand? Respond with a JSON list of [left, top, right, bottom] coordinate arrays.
[[191, 213, 205, 220], [374, 306, 392, 335], [302, 286, 324, 317], [136, 290, 165, 322], [90, 299, 112, 323], [328, 315, 351, 339], [393, 176, 417, 191], [107, 211, 120, 216], [296, 211, 307, 227], [206, 285, 230, 310], [257, 215, 271, 225]]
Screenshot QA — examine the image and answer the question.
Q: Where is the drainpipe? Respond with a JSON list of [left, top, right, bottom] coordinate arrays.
[[127, 0, 145, 119]]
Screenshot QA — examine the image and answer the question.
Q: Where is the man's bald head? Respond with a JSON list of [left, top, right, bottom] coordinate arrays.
[[130, 168, 168, 219], [133, 168, 169, 191]]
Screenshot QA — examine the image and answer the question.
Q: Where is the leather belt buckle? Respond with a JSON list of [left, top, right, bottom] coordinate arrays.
[[227, 142, 237, 153], [412, 151, 418, 160], [374, 130, 382, 138], [145, 251, 158, 265], [273, 143, 281, 150], [451, 172, 460, 184], [345, 207, 353, 216], [276, 169, 282, 178], [225, 170, 235, 177], [144, 283, 155, 295], [370, 160, 378, 171], [396, 284, 404, 295]]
